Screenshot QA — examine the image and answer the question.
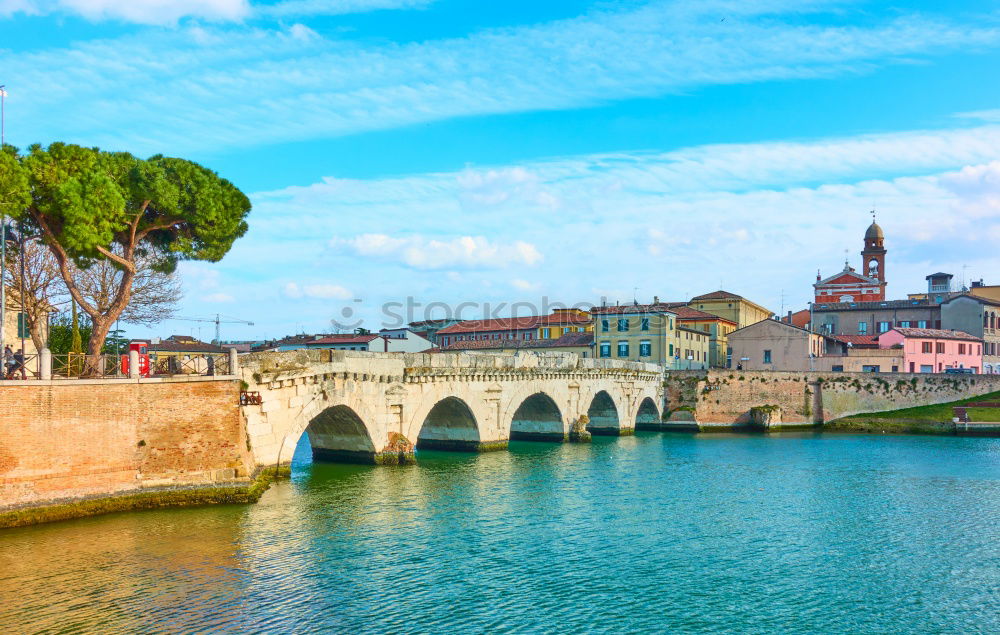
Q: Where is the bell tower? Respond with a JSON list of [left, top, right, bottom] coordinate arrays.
[[862, 211, 887, 298]]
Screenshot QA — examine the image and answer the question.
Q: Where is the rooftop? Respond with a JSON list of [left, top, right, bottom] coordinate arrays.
[[690, 290, 743, 301], [885, 327, 981, 342], [437, 316, 540, 335], [309, 334, 381, 345], [441, 332, 593, 351], [590, 303, 678, 316]]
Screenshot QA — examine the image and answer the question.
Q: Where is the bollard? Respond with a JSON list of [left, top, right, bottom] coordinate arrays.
[[229, 348, 239, 375], [129, 350, 140, 379], [40, 348, 52, 380]]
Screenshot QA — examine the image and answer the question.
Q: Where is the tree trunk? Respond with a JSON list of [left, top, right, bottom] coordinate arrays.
[[85, 317, 113, 375]]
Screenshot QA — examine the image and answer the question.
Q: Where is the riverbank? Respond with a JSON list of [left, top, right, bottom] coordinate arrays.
[[0, 466, 289, 530], [824, 390, 1000, 435]]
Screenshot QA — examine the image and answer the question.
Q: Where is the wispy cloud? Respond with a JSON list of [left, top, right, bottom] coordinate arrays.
[[243, 120, 1000, 319], [257, 0, 433, 19], [284, 282, 353, 299], [332, 234, 543, 269], [1, 0, 250, 24], [3, 1, 998, 154]]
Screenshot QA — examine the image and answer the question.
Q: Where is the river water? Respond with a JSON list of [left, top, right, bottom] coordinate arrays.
[[2, 432, 1000, 633]]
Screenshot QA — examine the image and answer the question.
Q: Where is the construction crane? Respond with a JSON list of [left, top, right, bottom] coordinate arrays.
[[174, 314, 255, 344]]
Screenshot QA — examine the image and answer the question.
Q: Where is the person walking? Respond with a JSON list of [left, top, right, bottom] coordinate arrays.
[[12, 347, 26, 379], [3, 345, 13, 379]]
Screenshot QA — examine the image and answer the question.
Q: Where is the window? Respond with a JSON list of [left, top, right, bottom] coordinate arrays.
[[639, 340, 651, 357], [910, 362, 915, 373], [763, 350, 772, 364], [601, 319, 609, 332], [617, 318, 629, 332], [922, 342, 932, 354], [640, 317, 650, 331], [918, 320, 927, 329], [936, 342, 945, 354], [669, 343, 674, 357], [858, 321, 868, 335], [541, 328, 550, 338], [959, 343, 966, 355], [599, 342, 611, 358], [832, 365, 844, 372], [862, 365, 881, 373], [892, 366, 899, 372], [921, 365, 934, 373], [878, 321, 890, 333], [899, 321, 911, 328], [617, 341, 630, 357], [16, 313, 29, 339]]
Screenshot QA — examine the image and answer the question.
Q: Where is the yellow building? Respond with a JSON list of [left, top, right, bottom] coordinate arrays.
[[591, 303, 686, 368], [536, 308, 593, 340], [675, 326, 711, 370], [670, 306, 738, 368], [689, 290, 773, 329]]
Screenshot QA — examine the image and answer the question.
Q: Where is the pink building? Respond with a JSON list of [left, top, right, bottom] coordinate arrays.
[[878, 327, 983, 374]]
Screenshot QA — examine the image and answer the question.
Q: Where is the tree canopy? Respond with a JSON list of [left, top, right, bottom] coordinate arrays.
[[2, 143, 250, 358]]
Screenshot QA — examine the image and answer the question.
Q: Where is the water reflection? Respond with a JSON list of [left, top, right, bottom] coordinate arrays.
[[2, 433, 1000, 632]]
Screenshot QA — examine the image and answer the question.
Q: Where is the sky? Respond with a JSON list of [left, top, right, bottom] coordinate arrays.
[[2, 0, 1000, 342]]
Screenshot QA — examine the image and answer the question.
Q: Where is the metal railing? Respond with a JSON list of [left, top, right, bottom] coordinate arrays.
[[52, 353, 126, 379], [2, 353, 39, 380], [148, 354, 232, 377], [6, 351, 238, 380]]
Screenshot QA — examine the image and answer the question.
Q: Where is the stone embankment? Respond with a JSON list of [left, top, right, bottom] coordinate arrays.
[[0, 376, 259, 528], [663, 370, 1000, 431]]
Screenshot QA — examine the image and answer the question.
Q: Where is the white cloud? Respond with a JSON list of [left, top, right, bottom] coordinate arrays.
[[203, 292, 236, 303], [333, 234, 543, 269], [511, 279, 540, 291], [1, 0, 249, 24], [258, 0, 433, 19], [5, 2, 1000, 154], [283, 281, 352, 300]]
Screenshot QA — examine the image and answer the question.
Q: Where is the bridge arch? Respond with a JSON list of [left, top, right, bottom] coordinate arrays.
[[415, 396, 484, 452], [634, 397, 660, 430], [586, 390, 622, 435], [509, 392, 565, 442], [303, 404, 379, 464]]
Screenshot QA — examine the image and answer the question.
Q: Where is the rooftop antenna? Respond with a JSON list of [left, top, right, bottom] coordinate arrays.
[[844, 249, 849, 269], [961, 264, 968, 291], [633, 286, 639, 305], [780, 289, 785, 317]]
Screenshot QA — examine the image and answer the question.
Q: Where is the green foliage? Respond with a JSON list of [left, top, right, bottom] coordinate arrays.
[[10, 143, 250, 269], [70, 303, 83, 354], [48, 312, 93, 356]]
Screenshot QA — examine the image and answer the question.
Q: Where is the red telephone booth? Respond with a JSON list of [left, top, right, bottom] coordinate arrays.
[[121, 340, 151, 377]]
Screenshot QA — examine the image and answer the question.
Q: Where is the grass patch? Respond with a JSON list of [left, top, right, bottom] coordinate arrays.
[[967, 407, 1000, 423], [829, 390, 1000, 426]]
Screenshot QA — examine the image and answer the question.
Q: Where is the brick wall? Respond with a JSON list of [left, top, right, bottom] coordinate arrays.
[[666, 370, 1000, 424], [0, 378, 251, 510]]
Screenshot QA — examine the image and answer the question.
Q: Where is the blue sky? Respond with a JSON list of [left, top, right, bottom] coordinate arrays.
[[2, 0, 1000, 341]]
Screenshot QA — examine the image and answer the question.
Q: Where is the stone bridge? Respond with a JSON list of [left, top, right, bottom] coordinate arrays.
[[239, 350, 663, 466]]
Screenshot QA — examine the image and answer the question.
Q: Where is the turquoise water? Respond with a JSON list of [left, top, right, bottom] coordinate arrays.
[[2, 432, 1000, 633]]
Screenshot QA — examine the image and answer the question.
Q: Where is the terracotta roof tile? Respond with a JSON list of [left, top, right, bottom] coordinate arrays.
[[437, 316, 540, 335], [886, 328, 981, 342]]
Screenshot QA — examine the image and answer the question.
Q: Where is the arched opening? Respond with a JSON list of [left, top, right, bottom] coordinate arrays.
[[587, 391, 625, 436], [634, 397, 661, 431], [416, 397, 487, 452], [304, 405, 378, 464], [510, 392, 565, 442]]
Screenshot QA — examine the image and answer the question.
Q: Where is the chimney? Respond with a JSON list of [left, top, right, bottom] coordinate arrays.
[[653, 295, 660, 304]]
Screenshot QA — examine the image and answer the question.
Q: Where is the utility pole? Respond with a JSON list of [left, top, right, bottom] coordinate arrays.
[[1, 84, 7, 357]]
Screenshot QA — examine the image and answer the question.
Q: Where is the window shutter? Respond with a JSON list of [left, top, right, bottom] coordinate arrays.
[[17, 313, 29, 339]]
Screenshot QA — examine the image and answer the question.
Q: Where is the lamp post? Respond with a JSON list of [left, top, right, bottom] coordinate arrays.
[[1, 84, 7, 357]]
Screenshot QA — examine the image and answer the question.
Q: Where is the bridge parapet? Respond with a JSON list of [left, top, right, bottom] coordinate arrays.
[[238, 350, 664, 468]]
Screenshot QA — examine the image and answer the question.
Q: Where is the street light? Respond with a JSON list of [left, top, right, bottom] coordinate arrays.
[[1, 85, 8, 358]]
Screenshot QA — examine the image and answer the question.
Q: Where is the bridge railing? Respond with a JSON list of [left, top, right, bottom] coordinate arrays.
[[4, 349, 240, 381]]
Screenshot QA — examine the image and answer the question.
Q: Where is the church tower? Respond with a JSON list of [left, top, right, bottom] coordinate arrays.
[[862, 216, 886, 287], [813, 217, 888, 304]]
